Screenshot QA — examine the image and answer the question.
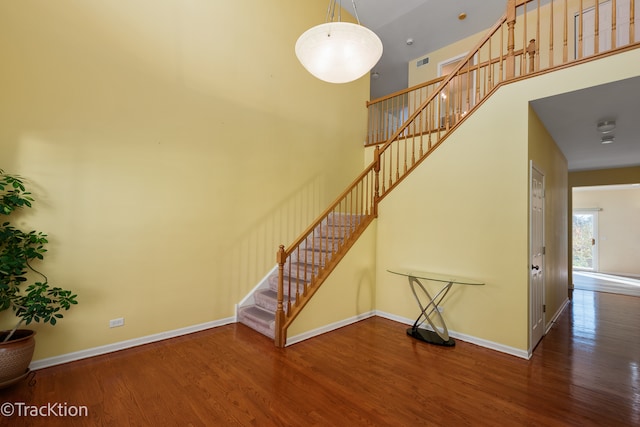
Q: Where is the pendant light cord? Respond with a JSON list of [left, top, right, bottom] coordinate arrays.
[[325, 0, 362, 25], [351, 0, 362, 25]]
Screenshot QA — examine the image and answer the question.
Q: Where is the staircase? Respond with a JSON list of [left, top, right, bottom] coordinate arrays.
[[238, 212, 363, 339], [238, 0, 640, 346]]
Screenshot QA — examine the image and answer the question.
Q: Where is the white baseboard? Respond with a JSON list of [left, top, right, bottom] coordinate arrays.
[[31, 310, 531, 370], [375, 311, 530, 360], [29, 317, 236, 370], [546, 297, 570, 335], [286, 311, 377, 346]]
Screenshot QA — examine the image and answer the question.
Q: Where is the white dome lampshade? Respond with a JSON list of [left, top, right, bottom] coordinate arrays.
[[295, 22, 383, 84]]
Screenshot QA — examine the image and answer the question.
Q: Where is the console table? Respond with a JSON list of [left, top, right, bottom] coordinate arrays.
[[387, 269, 484, 346]]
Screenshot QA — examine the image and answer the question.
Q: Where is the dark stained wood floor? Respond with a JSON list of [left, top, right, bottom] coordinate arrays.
[[1, 289, 639, 426]]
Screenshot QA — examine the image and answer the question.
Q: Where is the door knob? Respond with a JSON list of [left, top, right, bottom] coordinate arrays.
[[532, 265, 540, 270]]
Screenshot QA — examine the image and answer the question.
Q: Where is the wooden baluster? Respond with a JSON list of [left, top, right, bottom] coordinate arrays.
[[466, 61, 471, 115], [630, 0, 635, 43], [527, 39, 537, 73], [500, 23, 505, 83], [436, 88, 442, 141], [487, 39, 492, 91], [403, 123, 408, 173], [578, 0, 583, 59], [352, 186, 356, 232], [364, 173, 369, 216], [395, 136, 400, 182], [522, 0, 528, 76], [296, 247, 302, 303], [380, 100, 385, 142], [506, 0, 516, 78], [595, 0, 600, 54], [370, 103, 376, 145], [563, 0, 568, 63], [381, 149, 386, 194], [550, 0, 555, 67], [370, 102, 375, 145], [411, 114, 416, 167], [372, 164, 378, 216], [459, 70, 464, 118], [431, 96, 435, 142], [275, 245, 286, 347], [447, 82, 452, 129], [374, 102, 380, 145], [476, 55, 481, 105], [536, 0, 541, 71], [612, 0, 617, 49]]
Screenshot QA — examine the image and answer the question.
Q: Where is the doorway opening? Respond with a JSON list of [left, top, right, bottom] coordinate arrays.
[[572, 209, 599, 271]]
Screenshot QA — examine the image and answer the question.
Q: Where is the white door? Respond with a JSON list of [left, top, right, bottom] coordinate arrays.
[[530, 164, 545, 351]]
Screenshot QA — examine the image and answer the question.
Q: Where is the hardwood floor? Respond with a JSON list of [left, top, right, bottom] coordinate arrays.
[[1, 289, 639, 426]]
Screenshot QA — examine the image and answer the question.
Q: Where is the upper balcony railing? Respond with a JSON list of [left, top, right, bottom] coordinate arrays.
[[367, 0, 638, 146]]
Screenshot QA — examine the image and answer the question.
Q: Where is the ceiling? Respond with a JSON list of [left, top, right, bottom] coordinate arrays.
[[340, 0, 640, 173]]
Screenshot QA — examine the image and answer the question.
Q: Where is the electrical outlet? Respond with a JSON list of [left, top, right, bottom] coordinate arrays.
[[109, 317, 125, 328]]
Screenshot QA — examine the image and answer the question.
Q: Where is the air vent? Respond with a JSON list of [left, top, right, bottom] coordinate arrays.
[[416, 57, 429, 67]]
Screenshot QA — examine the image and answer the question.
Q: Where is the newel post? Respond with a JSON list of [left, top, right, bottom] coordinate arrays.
[[506, 0, 517, 79], [275, 245, 286, 347], [373, 145, 381, 217]]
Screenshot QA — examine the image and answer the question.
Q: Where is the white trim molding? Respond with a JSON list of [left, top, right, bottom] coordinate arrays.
[[286, 311, 376, 346], [30, 317, 235, 370], [375, 311, 530, 360]]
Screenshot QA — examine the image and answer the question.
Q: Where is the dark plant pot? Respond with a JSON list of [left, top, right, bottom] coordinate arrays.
[[0, 329, 36, 388]]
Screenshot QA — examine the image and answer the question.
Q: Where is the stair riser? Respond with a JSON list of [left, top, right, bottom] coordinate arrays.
[[238, 315, 275, 339], [254, 292, 294, 313], [291, 249, 332, 266], [301, 236, 343, 253], [268, 274, 310, 295], [323, 213, 364, 228]]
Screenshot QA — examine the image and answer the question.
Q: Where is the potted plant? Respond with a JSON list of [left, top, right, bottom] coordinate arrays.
[[0, 169, 77, 388]]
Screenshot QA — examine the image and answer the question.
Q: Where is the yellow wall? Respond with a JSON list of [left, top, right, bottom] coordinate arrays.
[[409, 31, 484, 87], [570, 166, 640, 187], [376, 48, 639, 352], [375, 86, 530, 350], [573, 187, 640, 275], [0, 0, 369, 360]]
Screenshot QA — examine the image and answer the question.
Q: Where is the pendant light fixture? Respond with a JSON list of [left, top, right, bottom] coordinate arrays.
[[295, 0, 383, 84]]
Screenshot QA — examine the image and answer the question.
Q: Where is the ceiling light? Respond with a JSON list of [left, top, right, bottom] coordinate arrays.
[[295, 0, 383, 84], [406, 38, 414, 46], [601, 135, 615, 144], [597, 120, 616, 134], [458, 13, 467, 20]]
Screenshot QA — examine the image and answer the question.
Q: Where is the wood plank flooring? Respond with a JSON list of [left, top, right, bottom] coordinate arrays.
[[1, 289, 639, 426]]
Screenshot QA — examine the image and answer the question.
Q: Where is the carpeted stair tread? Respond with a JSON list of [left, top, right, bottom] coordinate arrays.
[[255, 289, 295, 313], [268, 273, 310, 295]]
